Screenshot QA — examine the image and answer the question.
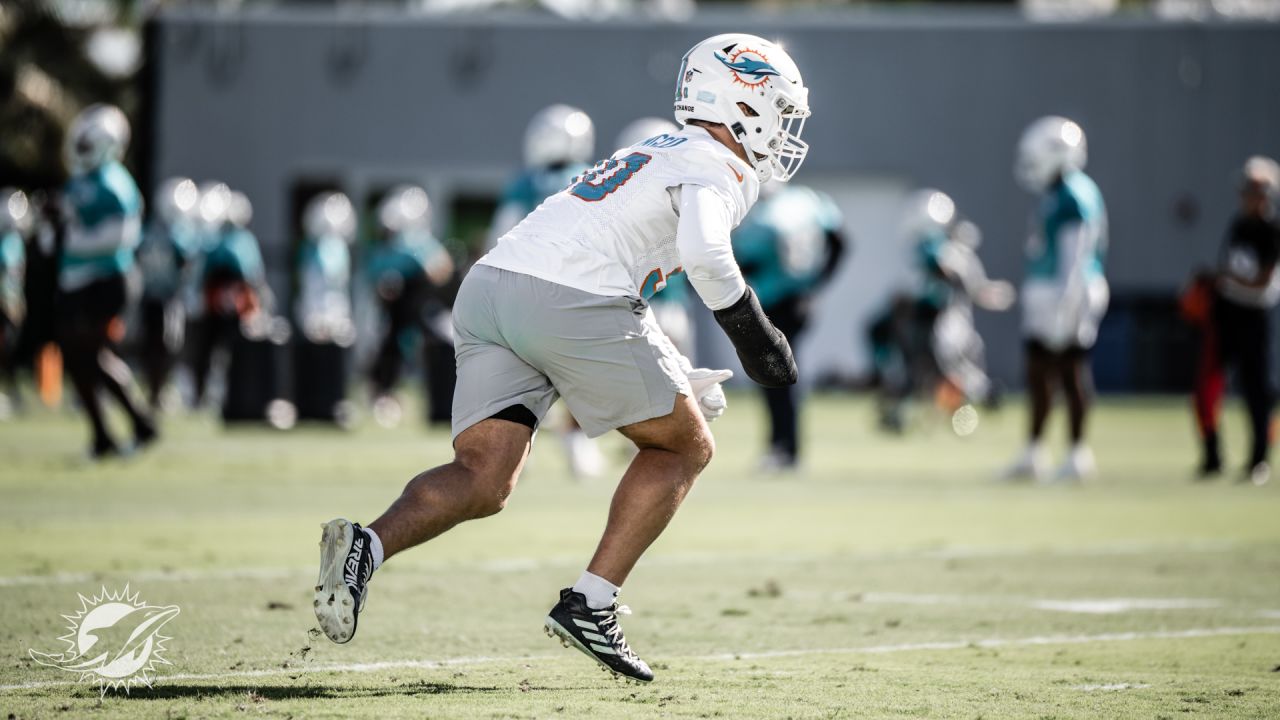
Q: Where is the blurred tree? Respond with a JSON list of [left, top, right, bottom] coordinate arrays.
[[0, 0, 138, 192]]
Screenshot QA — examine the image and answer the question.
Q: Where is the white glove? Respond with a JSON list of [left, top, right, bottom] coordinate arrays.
[[687, 368, 733, 422]]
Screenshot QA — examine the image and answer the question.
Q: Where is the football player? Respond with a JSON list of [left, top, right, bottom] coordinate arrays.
[[1191, 156, 1280, 485], [0, 188, 29, 416], [57, 104, 157, 458], [366, 185, 455, 428], [315, 33, 807, 683], [136, 177, 200, 409], [489, 103, 604, 477], [1003, 116, 1109, 482], [732, 179, 845, 471], [190, 183, 266, 407]]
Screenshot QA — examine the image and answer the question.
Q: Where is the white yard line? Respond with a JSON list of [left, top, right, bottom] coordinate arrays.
[[0, 539, 1245, 588], [3, 625, 1277, 693]]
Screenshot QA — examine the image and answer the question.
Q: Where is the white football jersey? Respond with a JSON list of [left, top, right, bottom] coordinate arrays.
[[478, 125, 759, 301]]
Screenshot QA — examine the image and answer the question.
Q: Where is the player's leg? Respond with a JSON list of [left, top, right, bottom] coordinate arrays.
[[58, 286, 117, 457], [1004, 340, 1054, 480], [759, 296, 805, 470], [96, 346, 157, 446], [544, 394, 709, 683], [314, 265, 556, 644], [1056, 347, 1096, 480], [1236, 306, 1272, 484], [587, 395, 711, 585], [1192, 311, 1226, 477]]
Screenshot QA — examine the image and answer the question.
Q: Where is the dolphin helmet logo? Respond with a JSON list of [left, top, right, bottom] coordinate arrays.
[[714, 47, 781, 88], [29, 586, 180, 695]]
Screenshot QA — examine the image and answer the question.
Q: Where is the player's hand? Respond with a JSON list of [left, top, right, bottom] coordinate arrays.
[[687, 368, 733, 422]]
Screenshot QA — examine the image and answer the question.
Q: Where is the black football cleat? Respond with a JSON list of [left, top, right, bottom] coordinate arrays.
[[544, 587, 654, 683], [314, 518, 373, 644]]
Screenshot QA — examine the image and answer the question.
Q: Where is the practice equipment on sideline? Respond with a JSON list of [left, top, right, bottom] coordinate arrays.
[[712, 286, 797, 388]]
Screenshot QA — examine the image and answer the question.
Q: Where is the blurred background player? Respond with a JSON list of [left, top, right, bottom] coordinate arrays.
[[0, 188, 29, 417], [930, 218, 1015, 415], [1188, 156, 1280, 485], [136, 177, 200, 410], [57, 104, 156, 458], [367, 185, 456, 428], [1004, 116, 1108, 482], [294, 191, 357, 424], [615, 118, 696, 357], [488, 103, 604, 478], [868, 189, 957, 433], [190, 183, 267, 409], [732, 181, 846, 471]]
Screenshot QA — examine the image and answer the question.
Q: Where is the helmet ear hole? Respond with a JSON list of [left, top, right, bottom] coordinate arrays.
[[736, 102, 760, 118]]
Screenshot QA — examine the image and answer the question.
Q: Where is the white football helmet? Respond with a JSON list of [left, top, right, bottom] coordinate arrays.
[[153, 177, 199, 225], [197, 182, 232, 229], [1243, 155, 1280, 198], [901, 188, 956, 240], [673, 33, 811, 183], [524, 104, 595, 169], [1015, 116, 1087, 193], [377, 185, 432, 235], [65, 104, 130, 174], [0, 188, 31, 235], [304, 192, 356, 242], [615, 117, 679, 151], [227, 190, 253, 229]]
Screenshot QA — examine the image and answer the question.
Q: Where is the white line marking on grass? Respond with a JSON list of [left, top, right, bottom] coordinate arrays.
[[1030, 598, 1223, 614], [3, 626, 1277, 693], [0, 540, 1246, 587], [692, 625, 1280, 662], [1073, 683, 1150, 692]]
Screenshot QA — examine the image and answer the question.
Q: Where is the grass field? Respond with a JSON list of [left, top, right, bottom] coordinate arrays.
[[2, 393, 1279, 719]]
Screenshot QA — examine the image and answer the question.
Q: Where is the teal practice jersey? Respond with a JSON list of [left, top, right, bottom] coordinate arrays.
[[732, 185, 843, 308], [138, 219, 199, 300], [203, 227, 264, 284], [500, 165, 589, 217], [1025, 170, 1107, 283], [298, 234, 351, 285], [0, 230, 24, 319], [367, 230, 447, 285], [60, 161, 142, 290], [914, 228, 952, 311]]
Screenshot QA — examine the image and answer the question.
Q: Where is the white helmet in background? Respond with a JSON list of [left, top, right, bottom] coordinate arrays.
[[304, 192, 356, 242], [153, 177, 199, 225], [0, 188, 31, 235], [615, 117, 679, 151], [673, 33, 811, 183], [900, 188, 956, 241], [377, 185, 431, 235], [65, 104, 130, 175], [524, 104, 595, 169], [227, 190, 253, 229], [197, 182, 232, 230], [1015, 116, 1087, 193], [1243, 155, 1280, 198]]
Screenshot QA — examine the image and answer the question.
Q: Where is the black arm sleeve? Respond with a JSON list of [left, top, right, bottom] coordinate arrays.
[[712, 286, 798, 388]]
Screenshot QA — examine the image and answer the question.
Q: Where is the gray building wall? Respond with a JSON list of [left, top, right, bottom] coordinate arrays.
[[150, 8, 1280, 385]]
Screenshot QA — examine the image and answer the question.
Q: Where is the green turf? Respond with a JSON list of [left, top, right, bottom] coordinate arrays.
[[2, 393, 1279, 718]]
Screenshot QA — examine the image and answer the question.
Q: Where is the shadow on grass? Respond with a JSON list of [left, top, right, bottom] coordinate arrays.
[[113, 681, 509, 701]]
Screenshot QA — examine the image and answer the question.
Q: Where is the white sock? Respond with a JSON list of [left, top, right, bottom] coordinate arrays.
[[363, 527, 385, 572], [572, 570, 620, 610]]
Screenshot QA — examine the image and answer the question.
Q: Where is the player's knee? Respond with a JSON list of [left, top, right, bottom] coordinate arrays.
[[453, 448, 519, 518], [680, 424, 715, 473]]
